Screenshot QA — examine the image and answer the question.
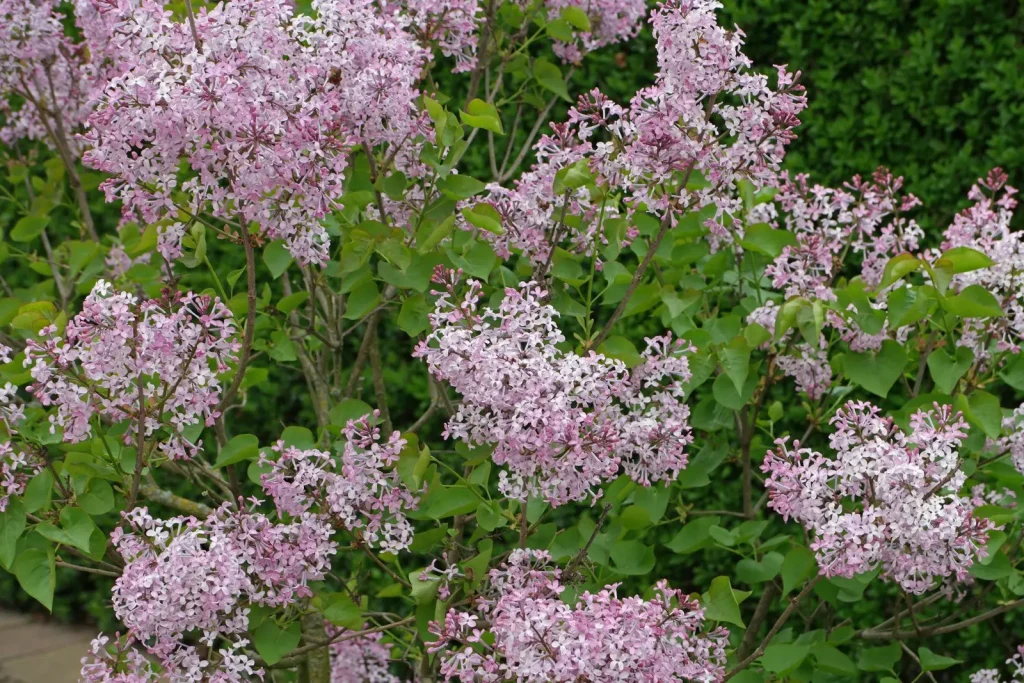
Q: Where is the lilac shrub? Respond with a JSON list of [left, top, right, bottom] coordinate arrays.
[[0, 0, 1022, 680]]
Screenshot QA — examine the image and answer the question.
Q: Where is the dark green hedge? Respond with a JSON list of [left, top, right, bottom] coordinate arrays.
[[722, 0, 1024, 231]]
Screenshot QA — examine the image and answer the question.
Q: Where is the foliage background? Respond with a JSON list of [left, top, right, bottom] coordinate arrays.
[[2, 0, 1024, 675]]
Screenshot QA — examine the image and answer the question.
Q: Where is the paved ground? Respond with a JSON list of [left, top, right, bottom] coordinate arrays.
[[0, 610, 94, 683]]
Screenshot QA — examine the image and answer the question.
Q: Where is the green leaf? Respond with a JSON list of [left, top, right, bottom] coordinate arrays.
[[781, 546, 817, 596], [1000, 354, 1024, 392], [11, 215, 50, 242], [812, 644, 856, 676], [253, 620, 301, 665], [440, 174, 487, 200], [342, 280, 381, 320], [263, 241, 293, 279], [955, 390, 1003, 439], [215, 434, 260, 468], [941, 284, 1005, 318], [460, 99, 504, 135], [417, 215, 455, 253], [460, 204, 504, 235], [858, 642, 902, 672], [738, 223, 797, 258], [412, 485, 479, 520], [736, 552, 784, 585], [78, 479, 115, 515], [0, 498, 26, 570], [276, 291, 309, 315], [597, 336, 643, 368], [666, 516, 720, 554], [559, 5, 591, 30], [969, 550, 1012, 580], [703, 576, 745, 627], [843, 340, 907, 398], [22, 469, 53, 513], [58, 507, 101, 555], [397, 294, 431, 337], [712, 372, 757, 411], [927, 346, 974, 394], [533, 59, 570, 101], [281, 426, 316, 449], [936, 246, 995, 274], [476, 502, 505, 531], [720, 337, 751, 393], [450, 240, 498, 279], [545, 17, 574, 41], [880, 253, 921, 289], [321, 593, 362, 630], [610, 540, 656, 575], [14, 547, 54, 611], [329, 399, 373, 427], [761, 643, 810, 674], [918, 647, 962, 672]]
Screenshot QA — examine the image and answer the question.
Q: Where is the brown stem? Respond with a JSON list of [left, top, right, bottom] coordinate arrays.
[[55, 561, 120, 578], [725, 576, 822, 680], [219, 222, 257, 411], [369, 339, 392, 434], [858, 598, 1024, 640], [139, 483, 213, 518], [264, 618, 415, 669], [737, 584, 780, 661]]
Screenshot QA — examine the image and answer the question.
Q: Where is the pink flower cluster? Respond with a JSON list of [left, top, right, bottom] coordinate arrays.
[[109, 503, 333, 672], [971, 645, 1024, 683], [0, 344, 39, 513], [0, 0, 98, 151], [80, 631, 263, 683], [745, 168, 923, 398], [467, 125, 629, 264], [80, 0, 429, 264], [938, 169, 1021, 361], [462, 0, 805, 263], [763, 401, 994, 593], [24, 280, 237, 460], [327, 625, 399, 683], [996, 404, 1024, 478], [768, 168, 923, 296], [542, 0, 647, 63], [404, 0, 482, 72], [261, 413, 418, 553], [414, 270, 694, 505], [112, 504, 334, 644], [429, 549, 729, 682]]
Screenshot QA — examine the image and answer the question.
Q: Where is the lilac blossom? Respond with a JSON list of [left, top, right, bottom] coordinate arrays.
[[414, 270, 694, 505], [24, 280, 237, 460], [430, 549, 728, 682], [261, 413, 419, 553], [762, 401, 994, 593], [81, 0, 429, 264], [327, 625, 400, 683]]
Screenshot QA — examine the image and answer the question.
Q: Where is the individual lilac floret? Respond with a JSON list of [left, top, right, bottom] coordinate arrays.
[[762, 401, 995, 593], [414, 269, 695, 506], [429, 549, 728, 682]]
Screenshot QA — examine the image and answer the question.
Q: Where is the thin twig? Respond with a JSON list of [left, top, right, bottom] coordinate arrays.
[[725, 576, 822, 680], [218, 222, 257, 411]]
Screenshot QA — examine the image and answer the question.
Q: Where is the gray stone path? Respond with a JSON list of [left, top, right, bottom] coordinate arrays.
[[0, 610, 94, 683]]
